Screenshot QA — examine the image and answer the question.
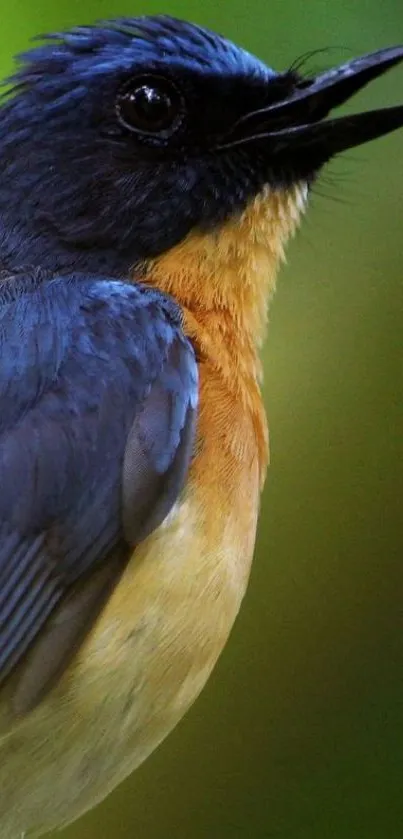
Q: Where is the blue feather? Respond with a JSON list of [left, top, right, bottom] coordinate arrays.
[[0, 267, 198, 685], [0, 16, 278, 276]]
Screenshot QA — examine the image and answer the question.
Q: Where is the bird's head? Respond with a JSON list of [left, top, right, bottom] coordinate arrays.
[[0, 16, 402, 320]]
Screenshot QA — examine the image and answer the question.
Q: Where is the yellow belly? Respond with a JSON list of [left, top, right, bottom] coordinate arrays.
[[0, 461, 260, 837]]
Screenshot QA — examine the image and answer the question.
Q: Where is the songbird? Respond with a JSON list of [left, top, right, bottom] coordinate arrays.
[[0, 15, 401, 838]]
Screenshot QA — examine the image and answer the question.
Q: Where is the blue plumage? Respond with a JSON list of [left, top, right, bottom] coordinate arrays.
[[12, 17, 270, 89], [0, 267, 197, 696], [0, 16, 280, 276]]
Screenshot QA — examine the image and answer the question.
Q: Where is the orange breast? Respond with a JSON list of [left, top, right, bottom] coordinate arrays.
[[188, 352, 267, 545]]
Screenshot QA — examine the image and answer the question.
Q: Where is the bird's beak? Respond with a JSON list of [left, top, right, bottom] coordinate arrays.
[[217, 46, 403, 164]]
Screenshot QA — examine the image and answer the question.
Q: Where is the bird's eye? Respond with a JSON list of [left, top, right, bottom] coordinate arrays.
[[116, 76, 184, 138]]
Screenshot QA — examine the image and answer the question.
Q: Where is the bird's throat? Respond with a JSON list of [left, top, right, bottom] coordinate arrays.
[[141, 184, 307, 377]]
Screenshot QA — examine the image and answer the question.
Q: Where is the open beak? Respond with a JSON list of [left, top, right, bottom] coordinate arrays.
[[217, 46, 403, 164]]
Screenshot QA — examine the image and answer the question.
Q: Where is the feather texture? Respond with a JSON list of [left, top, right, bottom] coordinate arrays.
[[0, 267, 197, 706]]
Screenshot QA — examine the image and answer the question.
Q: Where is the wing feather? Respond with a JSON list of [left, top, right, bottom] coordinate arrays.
[[0, 268, 198, 709]]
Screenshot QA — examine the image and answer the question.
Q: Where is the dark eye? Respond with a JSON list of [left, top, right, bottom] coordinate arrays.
[[116, 76, 184, 138]]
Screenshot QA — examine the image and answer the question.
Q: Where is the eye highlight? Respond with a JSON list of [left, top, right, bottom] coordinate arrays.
[[116, 76, 184, 138]]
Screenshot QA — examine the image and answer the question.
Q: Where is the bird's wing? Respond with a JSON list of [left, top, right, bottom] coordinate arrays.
[[0, 268, 197, 713]]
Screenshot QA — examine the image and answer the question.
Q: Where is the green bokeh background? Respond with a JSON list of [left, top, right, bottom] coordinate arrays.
[[1, 1, 402, 837]]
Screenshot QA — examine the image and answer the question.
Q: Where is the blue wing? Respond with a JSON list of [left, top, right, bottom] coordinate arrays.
[[0, 268, 198, 712]]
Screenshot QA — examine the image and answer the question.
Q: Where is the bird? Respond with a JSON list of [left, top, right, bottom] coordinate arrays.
[[0, 14, 401, 838]]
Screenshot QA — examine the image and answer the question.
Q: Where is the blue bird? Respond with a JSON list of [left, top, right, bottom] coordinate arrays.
[[0, 15, 401, 838]]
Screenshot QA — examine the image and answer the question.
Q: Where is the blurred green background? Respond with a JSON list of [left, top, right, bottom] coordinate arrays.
[[1, 1, 402, 837]]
